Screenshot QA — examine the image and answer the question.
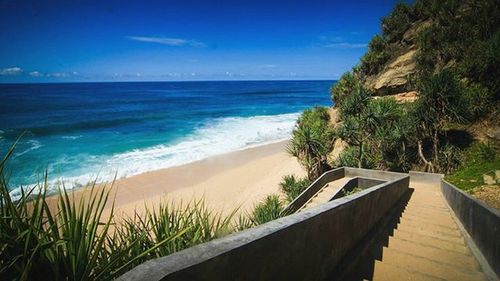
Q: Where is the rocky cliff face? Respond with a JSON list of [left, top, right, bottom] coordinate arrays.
[[363, 20, 432, 102], [365, 49, 416, 97]]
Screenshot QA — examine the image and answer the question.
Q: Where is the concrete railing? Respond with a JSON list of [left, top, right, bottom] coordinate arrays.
[[281, 167, 345, 215], [441, 180, 500, 278], [118, 168, 409, 281], [331, 177, 386, 201]]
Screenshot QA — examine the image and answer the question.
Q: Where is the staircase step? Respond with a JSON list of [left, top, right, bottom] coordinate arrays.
[[385, 236, 480, 270], [380, 248, 487, 281], [395, 227, 465, 245], [393, 229, 467, 249], [397, 222, 462, 239], [373, 261, 445, 281], [389, 235, 469, 255], [403, 211, 456, 228], [399, 216, 458, 232]]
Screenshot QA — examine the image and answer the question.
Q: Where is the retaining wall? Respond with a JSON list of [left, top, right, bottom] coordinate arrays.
[[441, 180, 500, 277], [118, 169, 409, 281]]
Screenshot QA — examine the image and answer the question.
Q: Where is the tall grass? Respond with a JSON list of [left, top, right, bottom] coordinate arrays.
[[0, 144, 238, 281]]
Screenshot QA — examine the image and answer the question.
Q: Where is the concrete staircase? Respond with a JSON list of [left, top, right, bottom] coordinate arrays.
[[298, 177, 352, 211], [372, 182, 488, 281]]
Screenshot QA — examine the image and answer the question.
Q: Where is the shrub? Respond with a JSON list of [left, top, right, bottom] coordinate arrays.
[[288, 107, 333, 180], [330, 71, 359, 104], [381, 2, 415, 42], [250, 195, 283, 225], [279, 175, 311, 203], [360, 35, 390, 75], [0, 145, 238, 280]]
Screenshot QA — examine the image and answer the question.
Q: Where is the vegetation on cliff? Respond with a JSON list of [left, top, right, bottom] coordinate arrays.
[[327, 0, 499, 174]]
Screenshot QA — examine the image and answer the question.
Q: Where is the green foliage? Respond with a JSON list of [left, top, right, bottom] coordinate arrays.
[[330, 71, 359, 104], [288, 107, 333, 180], [360, 35, 390, 75], [415, 0, 500, 99], [0, 145, 238, 281], [250, 195, 283, 225], [461, 82, 493, 120], [381, 2, 415, 42], [446, 143, 500, 191], [279, 175, 311, 203], [340, 187, 364, 197]]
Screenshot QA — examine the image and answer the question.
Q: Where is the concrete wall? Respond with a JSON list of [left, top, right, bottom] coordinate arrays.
[[409, 170, 444, 185], [282, 167, 344, 214], [345, 167, 408, 181], [118, 170, 409, 281], [331, 177, 386, 201], [441, 180, 500, 277]]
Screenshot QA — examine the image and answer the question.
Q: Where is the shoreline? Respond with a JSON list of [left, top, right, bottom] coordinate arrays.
[[47, 140, 305, 218]]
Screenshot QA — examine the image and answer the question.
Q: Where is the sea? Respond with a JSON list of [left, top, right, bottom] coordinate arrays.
[[0, 80, 333, 195]]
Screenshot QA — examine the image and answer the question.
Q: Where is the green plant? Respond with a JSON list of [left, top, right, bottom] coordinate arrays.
[[279, 175, 311, 203], [330, 71, 360, 104], [0, 155, 181, 280], [381, 2, 415, 42], [288, 107, 333, 180], [250, 195, 283, 225], [0, 144, 240, 281]]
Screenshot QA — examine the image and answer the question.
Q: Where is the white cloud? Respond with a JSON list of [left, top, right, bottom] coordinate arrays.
[[0, 67, 23, 76], [126, 36, 206, 47], [29, 71, 44, 77]]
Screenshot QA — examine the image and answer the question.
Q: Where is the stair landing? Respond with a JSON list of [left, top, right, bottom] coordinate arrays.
[[372, 181, 487, 281]]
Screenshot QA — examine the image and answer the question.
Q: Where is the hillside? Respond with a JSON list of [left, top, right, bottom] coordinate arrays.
[[289, 0, 499, 207]]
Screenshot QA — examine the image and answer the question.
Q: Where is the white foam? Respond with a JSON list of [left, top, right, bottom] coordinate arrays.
[[61, 135, 83, 140], [13, 140, 43, 158], [9, 112, 300, 198]]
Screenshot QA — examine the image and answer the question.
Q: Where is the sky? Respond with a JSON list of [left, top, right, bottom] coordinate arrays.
[[0, 0, 400, 82]]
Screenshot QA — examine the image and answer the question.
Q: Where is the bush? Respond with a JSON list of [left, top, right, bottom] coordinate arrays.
[[330, 71, 359, 104], [381, 2, 415, 42], [250, 195, 283, 225], [279, 175, 311, 203], [360, 35, 390, 75], [288, 107, 333, 180], [0, 145, 238, 280]]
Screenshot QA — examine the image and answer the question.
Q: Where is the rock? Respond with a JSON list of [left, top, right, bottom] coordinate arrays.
[[329, 138, 348, 165], [328, 107, 341, 125], [483, 174, 495, 185], [373, 91, 418, 103], [486, 127, 500, 142], [365, 49, 417, 96]]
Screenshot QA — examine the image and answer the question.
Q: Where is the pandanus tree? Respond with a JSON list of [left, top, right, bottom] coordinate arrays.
[[288, 107, 334, 181], [413, 70, 465, 172]]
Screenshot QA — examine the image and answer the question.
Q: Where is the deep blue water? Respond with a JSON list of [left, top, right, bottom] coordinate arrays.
[[0, 80, 333, 194]]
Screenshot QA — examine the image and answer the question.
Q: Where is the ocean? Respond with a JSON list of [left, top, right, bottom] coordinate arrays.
[[0, 80, 333, 195]]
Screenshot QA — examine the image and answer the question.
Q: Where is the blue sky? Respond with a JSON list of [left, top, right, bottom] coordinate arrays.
[[0, 0, 399, 82]]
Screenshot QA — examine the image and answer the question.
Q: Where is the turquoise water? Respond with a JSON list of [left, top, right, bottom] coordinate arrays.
[[0, 80, 333, 195]]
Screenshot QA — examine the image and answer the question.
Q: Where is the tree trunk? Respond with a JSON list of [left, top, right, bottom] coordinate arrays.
[[433, 129, 439, 165], [418, 140, 434, 172], [358, 142, 363, 168]]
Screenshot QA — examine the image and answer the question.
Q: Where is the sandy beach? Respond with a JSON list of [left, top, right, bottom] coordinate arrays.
[[79, 140, 306, 218]]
